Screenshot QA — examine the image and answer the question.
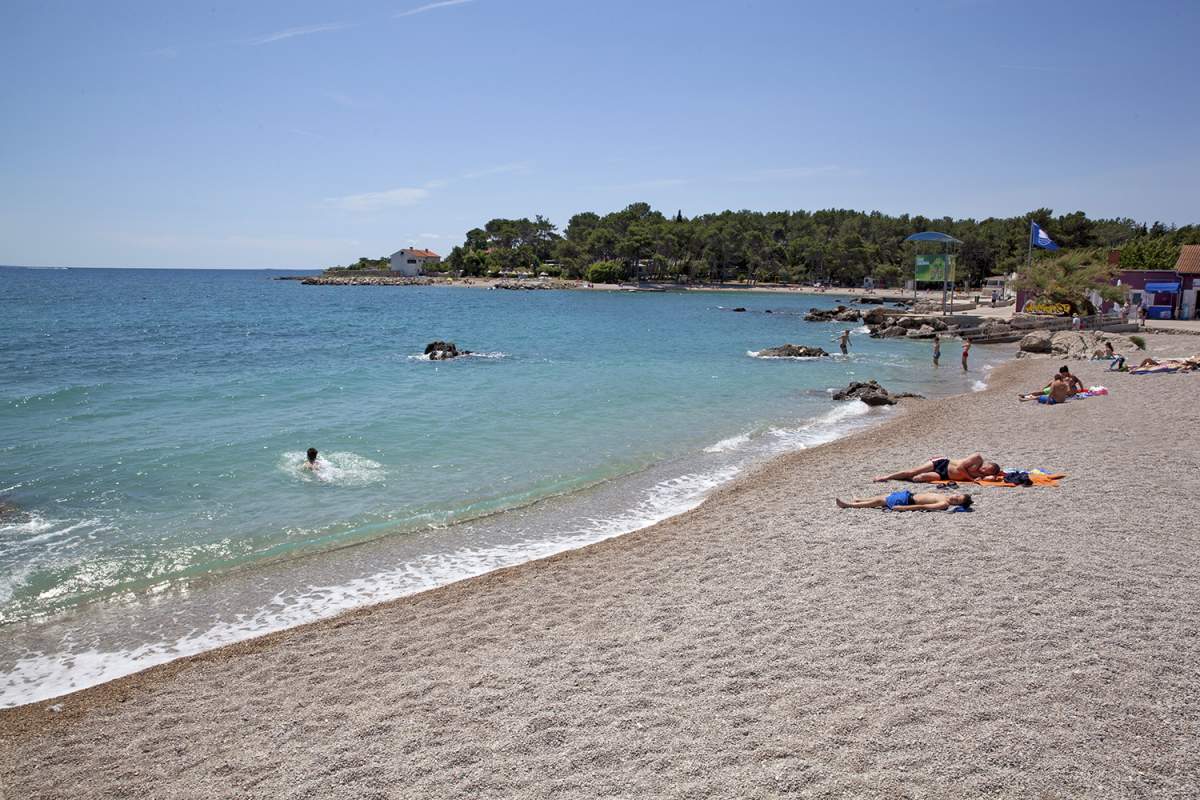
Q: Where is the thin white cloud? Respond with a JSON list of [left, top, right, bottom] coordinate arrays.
[[460, 161, 532, 179], [418, 233, 442, 239], [325, 187, 430, 212], [396, 0, 474, 18], [246, 22, 353, 45], [735, 165, 845, 182], [599, 177, 689, 192]]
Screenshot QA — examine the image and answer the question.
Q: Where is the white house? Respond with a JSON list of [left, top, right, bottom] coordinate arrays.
[[389, 248, 441, 276]]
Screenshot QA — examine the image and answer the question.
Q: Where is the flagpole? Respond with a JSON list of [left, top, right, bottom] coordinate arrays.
[[1027, 221, 1034, 274]]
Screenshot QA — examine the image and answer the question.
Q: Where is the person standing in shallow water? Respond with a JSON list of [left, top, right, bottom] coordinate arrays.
[[932, 334, 941, 367], [838, 329, 850, 355], [302, 447, 319, 471], [961, 339, 971, 371]]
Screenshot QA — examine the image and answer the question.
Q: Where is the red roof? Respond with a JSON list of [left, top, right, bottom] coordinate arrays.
[[396, 248, 440, 259], [1175, 244, 1200, 275]]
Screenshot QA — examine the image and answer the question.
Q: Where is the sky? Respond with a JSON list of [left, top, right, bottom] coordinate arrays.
[[2, 0, 1198, 268]]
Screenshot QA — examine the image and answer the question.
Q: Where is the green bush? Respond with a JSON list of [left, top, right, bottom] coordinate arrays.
[[1130, 335, 1146, 350], [586, 260, 623, 284]]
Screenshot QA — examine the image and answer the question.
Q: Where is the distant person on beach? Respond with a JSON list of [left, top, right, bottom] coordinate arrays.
[[838, 329, 850, 355], [874, 454, 1001, 484], [1019, 374, 1072, 404], [961, 340, 971, 371], [836, 490, 973, 512], [302, 448, 320, 471], [1139, 306, 1148, 327], [932, 334, 941, 366], [1018, 367, 1082, 401]]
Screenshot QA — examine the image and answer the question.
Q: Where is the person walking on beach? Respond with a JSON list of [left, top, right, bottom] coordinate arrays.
[[836, 491, 973, 512], [838, 329, 851, 355], [1139, 306, 1148, 327], [961, 339, 971, 371], [302, 448, 320, 471], [932, 334, 941, 367]]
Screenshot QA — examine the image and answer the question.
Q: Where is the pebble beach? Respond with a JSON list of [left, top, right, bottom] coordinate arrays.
[[3, 337, 1200, 798]]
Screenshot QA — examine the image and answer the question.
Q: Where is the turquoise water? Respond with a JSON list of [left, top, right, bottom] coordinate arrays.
[[1, 268, 994, 704]]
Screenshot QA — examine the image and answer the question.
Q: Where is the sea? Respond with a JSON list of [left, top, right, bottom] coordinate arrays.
[[0, 267, 996, 706]]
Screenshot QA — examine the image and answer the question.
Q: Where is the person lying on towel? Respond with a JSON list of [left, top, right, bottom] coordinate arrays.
[[873, 453, 1001, 484], [1131, 356, 1199, 373], [836, 491, 973, 512]]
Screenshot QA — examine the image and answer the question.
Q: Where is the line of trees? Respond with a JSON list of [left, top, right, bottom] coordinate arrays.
[[436, 203, 1198, 288]]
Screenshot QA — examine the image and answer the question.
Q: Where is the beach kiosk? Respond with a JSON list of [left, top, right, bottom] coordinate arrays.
[[904, 231, 962, 314]]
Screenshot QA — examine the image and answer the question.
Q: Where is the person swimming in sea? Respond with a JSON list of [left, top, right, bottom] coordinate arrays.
[[302, 447, 320, 471], [836, 490, 973, 511], [873, 453, 1001, 484]]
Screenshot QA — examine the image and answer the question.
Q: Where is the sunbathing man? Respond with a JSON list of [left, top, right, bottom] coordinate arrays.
[[873, 453, 1001, 483], [1018, 366, 1082, 401], [1018, 372, 1074, 404], [836, 491, 973, 511]]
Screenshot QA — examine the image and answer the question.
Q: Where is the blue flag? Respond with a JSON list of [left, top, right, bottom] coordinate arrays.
[[1031, 221, 1059, 251]]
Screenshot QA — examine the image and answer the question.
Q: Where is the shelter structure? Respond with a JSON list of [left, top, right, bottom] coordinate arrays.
[[904, 231, 962, 314]]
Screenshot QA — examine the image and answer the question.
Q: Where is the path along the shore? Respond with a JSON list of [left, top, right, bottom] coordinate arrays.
[[3, 338, 1200, 798]]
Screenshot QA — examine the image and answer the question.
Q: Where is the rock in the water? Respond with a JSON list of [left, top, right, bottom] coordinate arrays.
[[907, 324, 936, 339], [863, 307, 890, 326], [732, 307, 747, 312], [803, 306, 848, 322], [757, 344, 829, 358], [834, 307, 862, 322], [878, 325, 907, 338], [1019, 330, 1053, 353], [424, 340, 471, 359], [832, 379, 925, 406]]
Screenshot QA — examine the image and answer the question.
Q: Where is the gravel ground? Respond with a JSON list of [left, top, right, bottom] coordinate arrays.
[[3, 338, 1200, 799]]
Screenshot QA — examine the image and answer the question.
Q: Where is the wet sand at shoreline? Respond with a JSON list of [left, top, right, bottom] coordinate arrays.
[[4, 341, 1200, 798]]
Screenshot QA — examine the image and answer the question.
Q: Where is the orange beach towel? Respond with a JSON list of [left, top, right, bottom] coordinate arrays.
[[935, 472, 1066, 488]]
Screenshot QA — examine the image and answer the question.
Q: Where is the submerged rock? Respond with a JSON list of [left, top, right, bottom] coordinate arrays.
[[757, 344, 830, 358], [424, 341, 472, 360], [832, 380, 925, 407]]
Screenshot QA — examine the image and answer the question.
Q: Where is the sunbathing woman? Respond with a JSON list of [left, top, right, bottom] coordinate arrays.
[[873, 453, 1001, 484], [1132, 356, 1199, 372], [836, 491, 973, 511]]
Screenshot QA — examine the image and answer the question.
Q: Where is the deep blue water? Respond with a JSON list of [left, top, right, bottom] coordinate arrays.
[[0, 267, 994, 704]]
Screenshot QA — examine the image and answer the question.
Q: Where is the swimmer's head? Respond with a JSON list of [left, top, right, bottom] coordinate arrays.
[[306, 448, 318, 463]]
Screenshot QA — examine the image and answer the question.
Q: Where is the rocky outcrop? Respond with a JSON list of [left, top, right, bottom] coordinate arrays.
[[866, 314, 950, 338], [834, 307, 862, 322], [1050, 331, 1140, 360], [832, 380, 925, 407], [1019, 330, 1053, 353], [803, 307, 838, 322], [862, 307, 890, 326], [757, 344, 830, 358], [424, 341, 472, 360], [732, 307, 747, 312], [302, 275, 434, 286]]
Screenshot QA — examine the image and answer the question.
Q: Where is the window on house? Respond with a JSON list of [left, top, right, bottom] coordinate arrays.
[[407, 259, 417, 264]]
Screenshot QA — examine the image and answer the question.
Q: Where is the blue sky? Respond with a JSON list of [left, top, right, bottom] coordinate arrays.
[[2, 0, 1197, 268]]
